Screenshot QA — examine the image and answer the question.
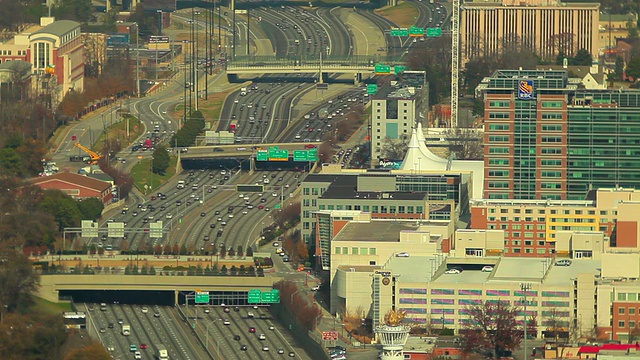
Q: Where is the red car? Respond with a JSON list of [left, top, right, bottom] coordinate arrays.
[[140, 344, 147, 350], [249, 327, 256, 333], [258, 205, 264, 210]]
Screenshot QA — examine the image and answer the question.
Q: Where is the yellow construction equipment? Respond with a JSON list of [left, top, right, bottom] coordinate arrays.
[[73, 142, 103, 164]]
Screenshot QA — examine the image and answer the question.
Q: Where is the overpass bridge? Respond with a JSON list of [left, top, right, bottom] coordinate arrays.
[[39, 274, 280, 305], [226, 55, 406, 82], [180, 142, 323, 170]]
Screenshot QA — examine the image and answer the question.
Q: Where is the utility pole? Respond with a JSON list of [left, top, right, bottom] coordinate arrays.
[[247, 8, 250, 56], [520, 283, 531, 360]]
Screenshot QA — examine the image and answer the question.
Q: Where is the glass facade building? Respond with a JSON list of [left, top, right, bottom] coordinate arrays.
[[479, 69, 640, 200]]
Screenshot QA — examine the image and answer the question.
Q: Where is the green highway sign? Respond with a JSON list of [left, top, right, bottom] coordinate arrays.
[[409, 26, 424, 37], [268, 146, 289, 161], [293, 149, 319, 162], [256, 150, 268, 161], [248, 289, 261, 304], [237, 184, 264, 192], [427, 27, 442, 37], [367, 84, 378, 95], [390, 28, 409, 37], [394, 66, 406, 75], [374, 64, 391, 75], [195, 291, 210, 304], [274, 204, 281, 209], [261, 289, 281, 303]]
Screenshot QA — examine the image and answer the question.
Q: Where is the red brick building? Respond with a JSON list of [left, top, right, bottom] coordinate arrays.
[[30, 172, 112, 204]]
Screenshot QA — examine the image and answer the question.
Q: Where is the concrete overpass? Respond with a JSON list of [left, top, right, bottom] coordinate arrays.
[[226, 55, 405, 82], [39, 274, 280, 304], [181, 142, 323, 160]]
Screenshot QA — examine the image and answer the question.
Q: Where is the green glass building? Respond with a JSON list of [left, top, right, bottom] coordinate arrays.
[[478, 69, 640, 200]]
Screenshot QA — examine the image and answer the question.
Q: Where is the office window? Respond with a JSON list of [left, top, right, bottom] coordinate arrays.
[[619, 321, 626, 328], [630, 308, 636, 315], [335, 247, 341, 254], [370, 248, 376, 255], [360, 248, 368, 255], [541, 101, 563, 108], [619, 308, 626, 314], [342, 247, 348, 254], [352, 247, 358, 255]]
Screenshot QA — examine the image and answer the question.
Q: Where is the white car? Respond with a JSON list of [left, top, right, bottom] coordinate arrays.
[[165, 213, 173, 219], [248, 312, 254, 317], [272, 192, 278, 197], [269, 325, 275, 330], [263, 346, 270, 351], [396, 252, 410, 258], [141, 307, 148, 313], [242, 210, 248, 215], [482, 266, 494, 272], [224, 320, 231, 325], [445, 268, 461, 274], [259, 333, 266, 340], [311, 285, 320, 291], [228, 214, 234, 218], [239, 194, 245, 198]]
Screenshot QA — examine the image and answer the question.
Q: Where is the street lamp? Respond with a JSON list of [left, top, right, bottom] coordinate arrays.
[[290, 289, 300, 305]]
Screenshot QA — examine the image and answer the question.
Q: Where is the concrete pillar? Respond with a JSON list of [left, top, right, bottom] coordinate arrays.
[[230, 0, 235, 12], [353, 72, 361, 85], [174, 290, 179, 306]]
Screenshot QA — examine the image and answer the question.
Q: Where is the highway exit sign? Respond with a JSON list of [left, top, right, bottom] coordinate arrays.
[[195, 291, 210, 304], [409, 26, 424, 37], [427, 27, 442, 37], [367, 84, 378, 95], [261, 289, 280, 303], [394, 66, 406, 75], [248, 289, 261, 304], [374, 64, 391, 75], [390, 28, 408, 37], [256, 150, 268, 161]]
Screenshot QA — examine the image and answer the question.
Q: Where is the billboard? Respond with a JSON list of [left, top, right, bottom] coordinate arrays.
[[518, 80, 534, 100]]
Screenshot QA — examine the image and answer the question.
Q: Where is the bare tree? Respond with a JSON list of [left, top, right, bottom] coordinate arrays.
[[442, 127, 483, 159], [461, 300, 523, 359], [380, 136, 408, 159]]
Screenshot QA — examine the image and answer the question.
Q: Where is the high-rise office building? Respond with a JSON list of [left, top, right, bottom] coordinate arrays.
[[478, 69, 640, 200]]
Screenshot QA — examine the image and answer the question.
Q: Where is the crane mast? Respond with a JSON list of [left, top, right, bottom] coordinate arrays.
[[450, 0, 460, 128]]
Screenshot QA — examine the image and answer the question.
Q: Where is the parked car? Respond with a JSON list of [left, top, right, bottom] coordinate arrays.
[[396, 252, 410, 258], [555, 259, 572, 267], [445, 268, 461, 274], [482, 266, 494, 272]]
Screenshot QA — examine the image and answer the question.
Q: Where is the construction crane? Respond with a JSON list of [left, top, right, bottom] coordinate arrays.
[[450, 0, 460, 128], [74, 142, 103, 164]]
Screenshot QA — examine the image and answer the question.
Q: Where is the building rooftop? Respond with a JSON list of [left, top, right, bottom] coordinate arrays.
[[387, 255, 437, 283], [333, 221, 422, 243], [337, 265, 382, 272], [544, 259, 600, 286], [320, 186, 429, 201], [32, 20, 80, 37], [30, 172, 111, 192]]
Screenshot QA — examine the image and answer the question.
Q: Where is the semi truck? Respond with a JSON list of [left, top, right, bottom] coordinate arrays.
[[121, 324, 130, 336], [154, 344, 169, 359], [177, 180, 185, 189]]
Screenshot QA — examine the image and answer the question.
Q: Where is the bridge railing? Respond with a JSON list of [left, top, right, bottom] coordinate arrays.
[[227, 55, 406, 68]]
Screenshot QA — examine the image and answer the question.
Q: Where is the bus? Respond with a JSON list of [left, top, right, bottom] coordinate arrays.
[[230, 120, 238, 132]]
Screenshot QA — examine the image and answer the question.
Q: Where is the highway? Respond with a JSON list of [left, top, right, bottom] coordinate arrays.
[[185, 305, 311, 360], [82, 303, 208, 360]]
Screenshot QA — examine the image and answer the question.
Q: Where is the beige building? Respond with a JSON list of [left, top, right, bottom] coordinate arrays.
[[461, 0, 600, 62], [330, 219, 453, 315], [599, 13, 638, 56]]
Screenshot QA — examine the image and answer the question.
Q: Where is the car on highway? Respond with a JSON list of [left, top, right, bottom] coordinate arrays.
[[445, 268, 461, 274], [234, 334, 241, 340], [154, 313, 160, 318], [263, 345, 270, 351], [259, 334, 266, 340], [99, 328, 106, 333], [204, 308, 210, 314], [249, 327, 256, 333], [141, 307, 148, 313], [269, 325, 275, 330], [241, 345, 248, 351], [289, 352, 295, 357], [134, 351, 142, 359], [165, 213, 173, 219], [140, 344, 147, 350], [224, 320, 231, 325], [258, 205, 264, 210], [278, 349, 285, 354]]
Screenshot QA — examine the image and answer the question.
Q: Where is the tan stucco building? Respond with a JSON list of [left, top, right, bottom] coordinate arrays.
[[461, 0, 600, 62]]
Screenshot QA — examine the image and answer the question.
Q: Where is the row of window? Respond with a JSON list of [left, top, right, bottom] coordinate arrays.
[[400, 298, 570, 306], [0, 50, 27, 56], [487, 208, 612, 216], [334, 247, 377, 255], [399, 289, 568, 297], [318, 204, 425, 214]]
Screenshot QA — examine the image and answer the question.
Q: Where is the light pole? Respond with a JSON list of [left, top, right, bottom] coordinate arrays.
[[290, 289, 300, 306], [520, 283, 532, 360]]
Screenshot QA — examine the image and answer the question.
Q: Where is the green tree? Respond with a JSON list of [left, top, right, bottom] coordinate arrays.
[[0, 245, 40, 313], [571, 48, 593, 66], [626, 56, 640, 81], [76, 197, 104, 221], [52, 0, 93, 22], [461, 300, 522, 359], [65, 342, 112, 360], [152, 145, 171, 175], [0, 148, 24, 176], [39, 190, 82, 231], [614, 56, 625, 81]]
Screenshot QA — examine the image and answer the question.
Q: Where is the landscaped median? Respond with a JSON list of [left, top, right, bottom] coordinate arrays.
[[375, 2, 420, 28], [130, 155, 177, 194]]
